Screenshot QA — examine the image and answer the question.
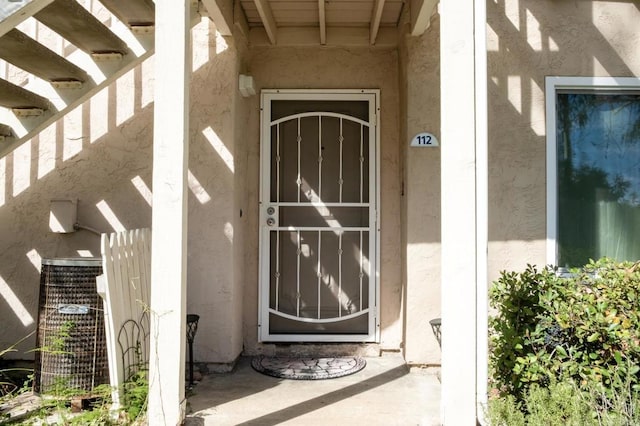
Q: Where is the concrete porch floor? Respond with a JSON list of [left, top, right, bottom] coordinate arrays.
[[184, 354, 441, 426]]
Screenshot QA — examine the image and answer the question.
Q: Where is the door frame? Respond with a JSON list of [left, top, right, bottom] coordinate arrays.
[[258, 89, 381, 343]]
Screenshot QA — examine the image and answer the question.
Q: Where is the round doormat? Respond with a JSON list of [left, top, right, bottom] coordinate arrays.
[[251, 356, 366, 380]]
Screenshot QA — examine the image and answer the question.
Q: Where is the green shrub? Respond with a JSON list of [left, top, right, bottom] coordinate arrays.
[[122, 369, 148, 422], [487, 379, 640, 426], [489, 258, 640, 401]]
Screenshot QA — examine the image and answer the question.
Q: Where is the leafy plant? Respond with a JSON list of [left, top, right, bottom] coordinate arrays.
[[487, 379, 640, 426], [490, 258, 640, 401], [0, 327, 149, 425], [122, 368, 148, 422]]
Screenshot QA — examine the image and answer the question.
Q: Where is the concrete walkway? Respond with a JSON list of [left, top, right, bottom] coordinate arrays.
[[184, 354, 441, 426]]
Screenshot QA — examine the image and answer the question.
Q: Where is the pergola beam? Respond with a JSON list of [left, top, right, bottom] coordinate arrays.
[[410, 0, 438, 36], [253, 0, 277, 44], [249, 26, 397, 47], [200, 0, 233, 36], [318, 0, 326, 45], [369, 0, 385, 45]]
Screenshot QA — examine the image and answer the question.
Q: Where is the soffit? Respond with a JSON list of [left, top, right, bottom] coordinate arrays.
[[236, 0, 407, 46]]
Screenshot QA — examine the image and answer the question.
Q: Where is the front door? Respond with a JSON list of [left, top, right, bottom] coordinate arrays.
[[259, 90, 379, 342]]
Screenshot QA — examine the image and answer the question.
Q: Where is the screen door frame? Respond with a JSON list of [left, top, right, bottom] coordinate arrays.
[[258, 89, 380, 343]]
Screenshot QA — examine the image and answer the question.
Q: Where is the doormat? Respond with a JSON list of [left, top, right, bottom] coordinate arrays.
[[251, 356, 366, 380]]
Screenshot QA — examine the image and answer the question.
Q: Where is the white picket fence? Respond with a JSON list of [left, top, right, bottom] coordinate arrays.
[[96, 228, 151, 409]]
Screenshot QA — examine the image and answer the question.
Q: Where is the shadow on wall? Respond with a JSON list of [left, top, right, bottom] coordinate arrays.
[[486, 0, 639, 263], [0, 17, 240, 359]]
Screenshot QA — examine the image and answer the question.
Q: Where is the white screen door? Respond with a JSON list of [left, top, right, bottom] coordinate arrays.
[[259, 90, 379, 342]]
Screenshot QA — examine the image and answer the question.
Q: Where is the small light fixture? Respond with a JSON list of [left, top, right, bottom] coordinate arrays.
[[239, 74, 256, 97]]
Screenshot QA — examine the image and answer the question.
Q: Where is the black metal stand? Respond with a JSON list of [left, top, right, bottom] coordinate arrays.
[[429, 317, 442, 347], [186, 314, 200, 388]]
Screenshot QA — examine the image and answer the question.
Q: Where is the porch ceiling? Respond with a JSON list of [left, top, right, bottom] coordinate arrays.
[[239, 0, 403, 45], [229, 0, 438, 46]]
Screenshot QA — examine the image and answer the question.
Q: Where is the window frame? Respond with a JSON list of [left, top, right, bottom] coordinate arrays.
[[545, 76, 640, 266]]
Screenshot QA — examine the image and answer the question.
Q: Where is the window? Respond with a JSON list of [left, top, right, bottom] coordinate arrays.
[[546, 77, 640, 268]]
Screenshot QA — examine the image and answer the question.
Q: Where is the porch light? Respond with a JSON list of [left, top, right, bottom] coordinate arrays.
[[49, 199, 77, 233], [239, 74, 256, 97]]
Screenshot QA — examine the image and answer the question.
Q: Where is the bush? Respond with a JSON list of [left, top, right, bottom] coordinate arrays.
[[489, 258, 640, 401], [487, 380, 640, 426], [487, 382, 594, 426]]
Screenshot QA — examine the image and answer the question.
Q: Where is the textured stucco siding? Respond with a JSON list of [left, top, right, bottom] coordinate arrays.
[[486, 0, 640, 280], [399, 14, 442, 365], [0, 18, 248, 363]]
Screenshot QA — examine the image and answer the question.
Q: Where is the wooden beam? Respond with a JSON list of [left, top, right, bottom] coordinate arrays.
[[0, 44, 153, 158], [318, 0, 326, 45], [234, 1, 251, 42], [0, 79, 50, 110], [0, 124, 12, 137], [410, 0, 438, 36], [370, 0, 385, 45], [99, 0, 155, 26], [249, 26, 397, 47], [253, 0, 277, 44], [35, 0, 129, 55], [0, 0, 54, 38], [0, 29, 89, 83], [200, 0, 233, 36]]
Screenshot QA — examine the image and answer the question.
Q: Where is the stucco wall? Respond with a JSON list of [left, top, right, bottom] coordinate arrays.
[[242, 46, 404, 353], [487, 0, 640, 280], [0, 55, 154, 358], [186, 21, 248, 364], [0, 18, 248, 364], [396, 0, 640, 365], [399, 15, 442, 365]]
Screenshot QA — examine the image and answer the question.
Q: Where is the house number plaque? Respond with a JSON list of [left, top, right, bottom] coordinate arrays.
[[410, 132, 439, 147]]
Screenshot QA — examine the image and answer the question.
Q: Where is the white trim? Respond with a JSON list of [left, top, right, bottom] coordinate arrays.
[[269, 308, 368, 323], [275, 202, 369, 207], [475, 0, 489, 420], [249, 26, 398, 48], [253, 0, 278, 44], [261, 89, 381, 97], [271, 111, 370, 127], [545, 76, 640, 266], [148, 0, 190, 424], [374, 89, 381, 342], [410, 0, 438, 36], [319, 0, 326, 45], [440, 0, 482, 423], [258, 89, 380, 343], [370, 0, 385, 44]]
